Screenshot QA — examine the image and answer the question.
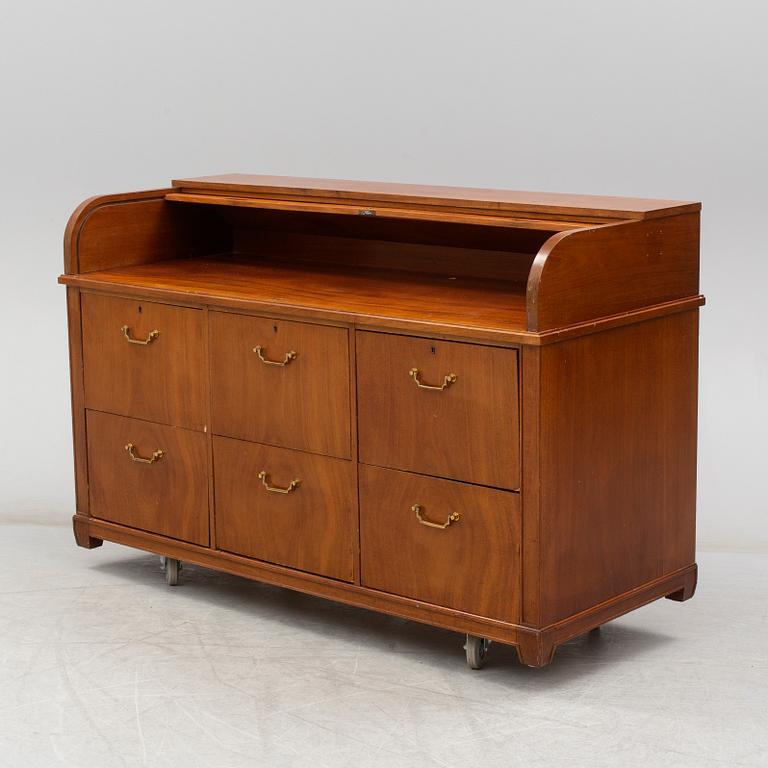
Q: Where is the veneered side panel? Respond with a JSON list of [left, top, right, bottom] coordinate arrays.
[[65, 192, 229, 274], [66, 287, 88, 515], [537, 312, 698, 625], [528, 214, 700, 331]]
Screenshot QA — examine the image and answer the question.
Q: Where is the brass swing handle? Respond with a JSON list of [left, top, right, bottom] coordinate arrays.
[[409, 368, 457, 391], [258, 471, 301, 494], [121, 325, 160, 345], [412, 504, 461, 529], [125, 443, 164, 464], [253, 345, 298, 366]]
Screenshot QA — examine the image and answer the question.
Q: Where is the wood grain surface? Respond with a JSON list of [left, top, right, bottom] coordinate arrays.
[[535, 312, 699, 624], [64, 256, 530, 337], [214, 437, 356, 582], [87, 411, 208, 545], [82, 293, 207, 430], [210, 311, 351, 458], [62, 176, 702, 668], [172, 173, 700, 220], [357, 331, 520, 489], [528, 213, 700, 331], [234, 230, 538, 283], [359, 465, 520, 622], [66, 193, 228, 274], [66, 288, 89, 515]]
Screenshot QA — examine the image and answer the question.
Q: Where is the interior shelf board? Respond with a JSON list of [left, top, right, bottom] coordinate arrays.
[[61, 255, 529, 335]]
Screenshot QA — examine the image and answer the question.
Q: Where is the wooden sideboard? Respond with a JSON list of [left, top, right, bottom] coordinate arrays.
[[60, 175, 703, 669]]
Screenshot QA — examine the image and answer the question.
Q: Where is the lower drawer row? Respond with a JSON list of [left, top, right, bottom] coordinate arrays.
[[86, 411, 520, 622]]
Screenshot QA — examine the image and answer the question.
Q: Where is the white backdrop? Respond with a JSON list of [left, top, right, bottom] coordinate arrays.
[[0, 1, 765, 549]]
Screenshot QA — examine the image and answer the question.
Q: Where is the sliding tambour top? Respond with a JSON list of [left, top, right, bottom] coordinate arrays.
[[169, 173, 701, 225]]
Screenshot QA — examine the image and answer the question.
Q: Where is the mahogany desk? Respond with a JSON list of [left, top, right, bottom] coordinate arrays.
[[60, 175, 702, 668]]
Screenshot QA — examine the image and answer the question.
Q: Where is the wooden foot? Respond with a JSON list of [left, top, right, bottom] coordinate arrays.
[[665, 564, 697, 602], [516, 633, 556, 668], [73, 514, 103, 549]]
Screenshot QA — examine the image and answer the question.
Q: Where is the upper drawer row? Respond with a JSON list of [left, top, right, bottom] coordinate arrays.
[[82, 294, 351, 457], [81, 294, 519, 487]]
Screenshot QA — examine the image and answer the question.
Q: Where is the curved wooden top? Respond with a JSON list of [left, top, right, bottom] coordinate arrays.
[[62, 181, 703, 341], [172, 174, 700, 221], [527, 213, 701, 331]]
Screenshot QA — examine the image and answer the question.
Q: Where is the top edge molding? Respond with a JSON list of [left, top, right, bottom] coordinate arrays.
[[171, 174, 701, 221]]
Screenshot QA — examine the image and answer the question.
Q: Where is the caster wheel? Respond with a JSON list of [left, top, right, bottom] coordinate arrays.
[[165, 558, 180, 586], [464, 634, 489, 670]]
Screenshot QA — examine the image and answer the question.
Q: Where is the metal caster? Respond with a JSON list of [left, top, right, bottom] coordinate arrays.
[[164, 557, 180, 586], [464, 634, 489, 669]]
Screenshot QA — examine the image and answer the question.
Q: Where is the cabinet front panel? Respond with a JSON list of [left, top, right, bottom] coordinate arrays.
[[214, 437, 356, 582], [360, 465, 520, 622], [82, 293, 206, 430], [87, 411, 209, 545], [357, 332, 520, 489], [210, 313, 350, 459]]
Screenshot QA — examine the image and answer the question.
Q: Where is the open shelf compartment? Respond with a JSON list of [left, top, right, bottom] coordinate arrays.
[[61, 197, 569, 338], [60, 176, 702, 339]]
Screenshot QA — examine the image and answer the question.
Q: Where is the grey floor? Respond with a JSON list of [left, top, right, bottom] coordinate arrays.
[[0, 525, 766, 768]]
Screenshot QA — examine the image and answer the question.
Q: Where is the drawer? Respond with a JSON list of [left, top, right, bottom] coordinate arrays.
[[360, 465, 520, 622], [357, 332, 520, 489], [82, 294, 206, 430], [210, 313, 351, 458], [86, 411, 209, 545], [213, 437, 356, 581]]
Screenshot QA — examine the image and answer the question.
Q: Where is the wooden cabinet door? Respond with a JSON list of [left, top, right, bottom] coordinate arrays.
[[357, 332, 520, 489], [360, 465, 520, 622], [87, 411, 209, 545], [214, 437, 356, 581], [210, 313, 350, 459], [82, 293, 206, 430]]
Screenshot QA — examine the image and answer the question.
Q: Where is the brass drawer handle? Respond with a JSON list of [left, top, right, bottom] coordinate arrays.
[[412, 504, 460, 529], [125, 443, 164, 464], [258, 471, 301, 494], [409, 368, 457, 391], [253, 345, 298, 366], [121, 325, 160, 345]]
